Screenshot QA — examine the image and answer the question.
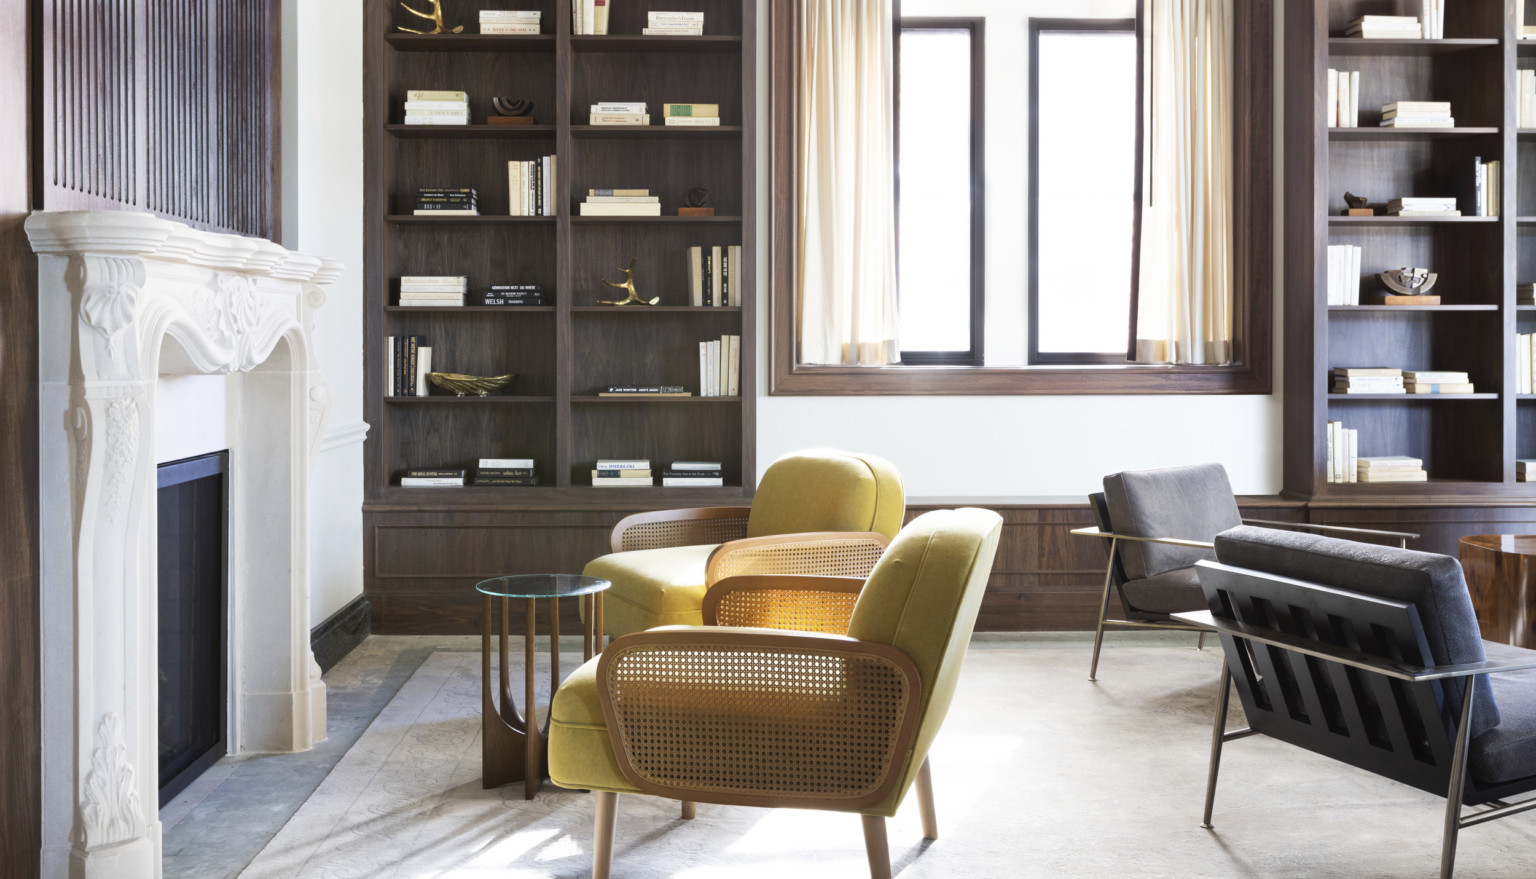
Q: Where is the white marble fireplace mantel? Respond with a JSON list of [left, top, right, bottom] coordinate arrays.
[[26, 210, 342, 879]]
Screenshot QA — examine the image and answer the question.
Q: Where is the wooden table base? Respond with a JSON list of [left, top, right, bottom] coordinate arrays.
[[481, 592, 603, 797]]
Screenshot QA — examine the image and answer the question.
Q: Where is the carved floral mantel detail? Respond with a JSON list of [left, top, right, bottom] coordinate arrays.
[[27, 210, 342, 879]]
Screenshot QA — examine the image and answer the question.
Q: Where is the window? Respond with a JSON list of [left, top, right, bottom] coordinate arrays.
[[897, 19, 984, 365], [1027, 21, 1138, 365], [766, 1, 1273, 395]]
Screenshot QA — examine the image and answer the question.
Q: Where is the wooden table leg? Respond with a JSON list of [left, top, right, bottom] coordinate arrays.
[[594, 592, 605, 654], [483, 596, 529, 789], [524, 597, 541, 799], [584, 594, 595, 661], [550, 596, 561, 708]]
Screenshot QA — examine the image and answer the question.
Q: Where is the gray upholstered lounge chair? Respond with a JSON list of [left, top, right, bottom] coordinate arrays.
[[1073, 463, 1415, 680], [1181, 526, 1536, 879]]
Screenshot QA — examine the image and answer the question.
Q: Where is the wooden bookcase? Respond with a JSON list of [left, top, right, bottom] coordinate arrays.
[[1283, 0, 1536, 502], [362, 0, 755, 506]]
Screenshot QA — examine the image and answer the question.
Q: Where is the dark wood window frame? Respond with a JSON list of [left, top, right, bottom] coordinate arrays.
[[767, 0, 1272, 396], [897, 17, 985, 367], [1027, 18, 1138, 366]]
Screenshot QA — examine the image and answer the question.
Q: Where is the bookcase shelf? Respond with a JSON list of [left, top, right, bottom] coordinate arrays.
[[1286, 0, 1531, 501], [365, 0, 756, 512]]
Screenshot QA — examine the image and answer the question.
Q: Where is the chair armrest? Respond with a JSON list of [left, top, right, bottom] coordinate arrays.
[[703, 574, 866, 633], [597, 626, 922, 811], [1069, 526, 1215, 550], [610, 507, 751, 552], [1173, 610, 1536, 681], [705, 531, 890, 586], [1242, 518, 1419, 544]]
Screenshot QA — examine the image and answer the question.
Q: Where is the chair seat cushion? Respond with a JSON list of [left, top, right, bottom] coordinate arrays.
[[548, 656, 640, 794], [1472, 645, 1536, 784], [1120, 566, 1205, 616], [583, 544, 718, 637]]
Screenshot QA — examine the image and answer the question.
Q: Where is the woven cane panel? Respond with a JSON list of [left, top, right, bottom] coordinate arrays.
[[713, 589, 860, 634], [620, 517, 750, 551], [606, 646, 911, 800], [711, 540, 886, 581]]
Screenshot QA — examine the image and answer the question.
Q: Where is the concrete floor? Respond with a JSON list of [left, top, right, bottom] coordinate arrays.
[[162, 632, 1536, 878]]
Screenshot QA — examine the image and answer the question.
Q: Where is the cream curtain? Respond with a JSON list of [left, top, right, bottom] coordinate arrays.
[[1134, 0, 1233, 365], [796, 0, 899, 366]]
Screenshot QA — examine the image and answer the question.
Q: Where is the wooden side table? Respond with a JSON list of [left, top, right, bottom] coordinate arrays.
[[1457, 535, 1536, 649], [475, 573, 609, 798]]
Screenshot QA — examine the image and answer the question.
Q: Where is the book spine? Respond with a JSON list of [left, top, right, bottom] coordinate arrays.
[[728, 245, 742, 306], [1326, 69, 1337, 128]]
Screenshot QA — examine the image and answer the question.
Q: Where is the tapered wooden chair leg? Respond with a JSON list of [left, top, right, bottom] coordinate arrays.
[[593, 792, 618, 879], [861, 815, 892, 879], [914, 757, 938, 840], [681, 800, 696, 819]]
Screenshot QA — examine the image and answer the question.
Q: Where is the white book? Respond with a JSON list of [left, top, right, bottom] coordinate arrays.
[[480, 458, 535, 468], [592, 102, 648, 113], [663, 117, 722, 126], [1326, 421, 1337, 483], [1347, 429, 1359, 482], [649, 11, 705, 21], [698, 342, 709, 395], [1349, 71, 1360, 127], [481, 24, 541, 33], [507, 161, 523, 216], [1327, 69, 1338, 127], [1520, 334, 1531, 395], [386, 337, 396, 396], [401, 477, 463, 487], [689, 246, 704, 306], [662, 478, 724, 487], [480, 10, 542, 19], [585, 196, 660, 203], [596, 460, 650, 470], [405, 107, 471, 116], [718, 334, 729, 398], [416, 347, 432, 396], [672, 461, 723, 470], [642, 27, 704, 34], [728, 245, 741, 306], [584, 0, 595, 34], [589, 113, 651, 125], [405, 115, 469, 125], [579, 203, 663, 216], [406, 89, 467, 101], [404, 100, 470, 111], [400, 275, 468, 283], [727, 334, 740, 396], [1351, 245, 1361, 305]]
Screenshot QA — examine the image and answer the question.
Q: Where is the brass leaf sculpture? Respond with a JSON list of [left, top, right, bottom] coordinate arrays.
[[597, 258, 659, 306], [428, 372, 515, 396], [397, 0, 463, 34]]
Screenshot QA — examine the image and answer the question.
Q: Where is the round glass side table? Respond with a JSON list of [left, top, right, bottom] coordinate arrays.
[[475, 573, 610, 798]]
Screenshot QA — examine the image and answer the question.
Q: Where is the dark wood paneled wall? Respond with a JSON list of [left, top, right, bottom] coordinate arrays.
[[1, 0, 38, 873], [41, 0, 280, 239]]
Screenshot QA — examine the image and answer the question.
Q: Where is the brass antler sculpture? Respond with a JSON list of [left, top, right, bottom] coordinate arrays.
[[397, 0, 462, 34], [597, 258, 659, 306]]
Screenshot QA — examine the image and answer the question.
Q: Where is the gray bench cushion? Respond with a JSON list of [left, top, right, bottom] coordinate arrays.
[[1122, 566, 1204, 616], [1472, 643, 1536, 784], [1212, 525, 1500, 738], [1103, 464, 1240, 580]]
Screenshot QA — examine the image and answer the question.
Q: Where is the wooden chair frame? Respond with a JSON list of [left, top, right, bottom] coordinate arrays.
[[1177, 560, 1536, 879], [1071, 494, 1417, 681]]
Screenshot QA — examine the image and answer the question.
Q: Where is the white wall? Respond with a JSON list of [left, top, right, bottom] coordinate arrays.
[[283, 0, 367, 625], [754, 0, 1287, 497], [155, 375, 227, 464]]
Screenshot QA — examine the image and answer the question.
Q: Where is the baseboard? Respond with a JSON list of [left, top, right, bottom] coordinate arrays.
[[311, 595, 370, 673]]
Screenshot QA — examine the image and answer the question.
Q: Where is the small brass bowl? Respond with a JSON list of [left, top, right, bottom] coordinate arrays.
[[428, 372, 516, 397]]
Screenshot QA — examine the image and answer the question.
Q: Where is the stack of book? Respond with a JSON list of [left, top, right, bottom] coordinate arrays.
[[699, 334, 741, 397], [386, 335, 431, 396], [688, 245, 742, 306], [1520, 284, 1536, 306], [507, 156, 557, 216], [1403, 370, 1473, 395], [414, 187, 478, 216], [1332, 367, 1404, 395], [1380, 101, 1452, 128], [590, 102, 649, 126], [645, 10, 703, 35], [1520, 460, 1536, 483], [1325, 70, 1360, 127], [1517, 333, 1536, 393], [404, 90, 469, 125], [482, 284, 547, 306], [399, 275, 466, 307], [475, 458, 537, 486], [1358, 456, 1428, 483], [1387, 197, 1458, 218], [402, 468, 464, 487], [1325, 244, 1361, 306], [480, 9, 540, 33], [580, 188, 661, 216], [598, 385, 691, 397], [1326, 420, 1358, 483], [663, 461, 722, 487], [1469, 157, 1501, 218], [1345, 15, 1422, 39], [572, 0, 609, 35], [593, 459, 652, 486], [1421, 1, 1445, 38], [663, 103, 720, 127]]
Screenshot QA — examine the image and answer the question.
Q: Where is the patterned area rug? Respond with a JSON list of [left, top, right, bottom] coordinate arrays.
[[241, 642, 1536, 878]]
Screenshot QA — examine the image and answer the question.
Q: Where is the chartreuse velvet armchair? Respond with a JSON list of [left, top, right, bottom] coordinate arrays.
[[549, 507, 1005, 879], [583, 449, 905, 638]]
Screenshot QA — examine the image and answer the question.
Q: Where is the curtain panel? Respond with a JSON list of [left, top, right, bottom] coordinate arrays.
[[1133, 0, 1233, 365], [796, 0, 900, 366]]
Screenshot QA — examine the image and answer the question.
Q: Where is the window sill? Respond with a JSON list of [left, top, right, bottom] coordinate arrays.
[[768, 360, 1272, 396]]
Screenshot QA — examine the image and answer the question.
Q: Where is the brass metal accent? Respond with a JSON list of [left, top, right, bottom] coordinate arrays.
[[428, 372, 515, 396], [597, 258, 659, 306], [397, 0, 462, 34]]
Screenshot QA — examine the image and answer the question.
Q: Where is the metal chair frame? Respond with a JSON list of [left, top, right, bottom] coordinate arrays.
[[1071, 493, 1416, 681], [1177, 560, 1536, 879]]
